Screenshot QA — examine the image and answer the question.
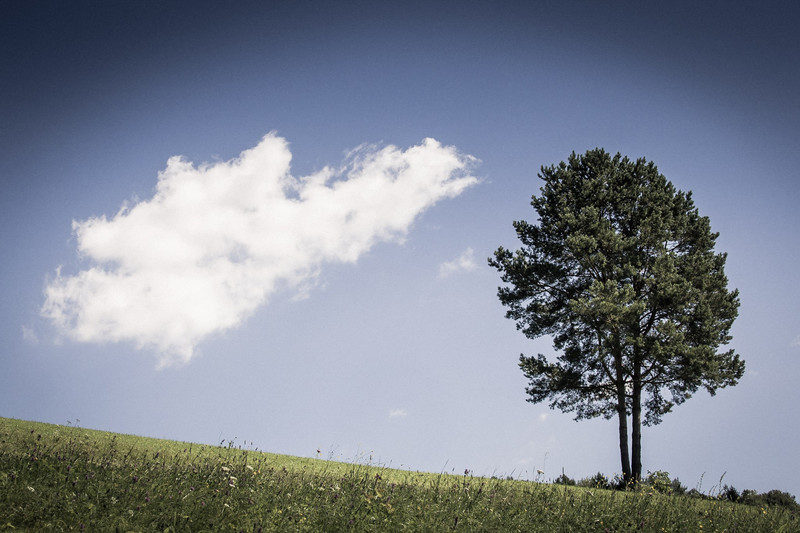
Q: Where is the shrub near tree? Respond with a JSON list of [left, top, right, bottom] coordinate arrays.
[[490, 149, 744, 483]]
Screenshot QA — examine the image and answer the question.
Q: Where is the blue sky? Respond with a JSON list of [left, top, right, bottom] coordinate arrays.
[[2, 0, 799, 496]]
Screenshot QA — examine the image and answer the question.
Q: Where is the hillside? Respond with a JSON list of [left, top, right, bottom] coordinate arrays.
[[1, 417, 796, 532]]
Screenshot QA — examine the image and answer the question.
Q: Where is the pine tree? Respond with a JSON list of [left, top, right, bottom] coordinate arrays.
[[490, 149, 744, 482]]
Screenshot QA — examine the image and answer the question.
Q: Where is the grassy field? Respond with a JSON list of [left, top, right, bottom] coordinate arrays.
[[1, 417, 797, 532]]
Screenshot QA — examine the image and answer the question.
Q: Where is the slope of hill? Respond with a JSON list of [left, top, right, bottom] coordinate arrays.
[[1, 417, 796, 532]]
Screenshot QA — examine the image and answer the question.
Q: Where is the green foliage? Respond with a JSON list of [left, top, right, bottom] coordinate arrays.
[[2, 418, 797, 532], [553, 472, 576, 486], [578, 472, 610, 490], [670, 477, 688, 496], [740, 488, 800, 513], [636, 470, 687, 496], [760, 490, 800, 511], [645, 470, 673, 494], [722, 484, 741, 502], [490, 149, 744, 480]]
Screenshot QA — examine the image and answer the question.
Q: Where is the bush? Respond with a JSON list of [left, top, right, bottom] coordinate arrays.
[[720, 484, 740, 503], [645, 470, 672, 494], [687, 488, 707, 499], [670, 477, 687, 495], [553, 473, 576, 486], [609, 474, 631, 491], [725, 487, 799, 513], [639, 470, 686, 495], [740, 489, 759, 505], [762, 489, 799, 510], [742, 489, 800, 512], [578, 472, 610, 490]]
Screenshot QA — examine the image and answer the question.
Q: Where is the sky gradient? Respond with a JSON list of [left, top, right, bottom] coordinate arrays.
[[2, 1, 799, 497]]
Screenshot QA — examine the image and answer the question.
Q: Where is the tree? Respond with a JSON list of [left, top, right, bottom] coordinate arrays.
[[489, 149, 744, 483]]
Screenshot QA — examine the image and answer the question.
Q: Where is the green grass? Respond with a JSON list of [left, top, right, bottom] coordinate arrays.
[[1, 417, 797, 532]]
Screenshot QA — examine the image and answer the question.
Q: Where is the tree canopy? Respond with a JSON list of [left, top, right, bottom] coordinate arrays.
[[489, 149, 744, 482]]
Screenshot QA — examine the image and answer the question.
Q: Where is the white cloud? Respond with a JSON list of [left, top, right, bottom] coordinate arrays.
[[438, 247, 477, 278], [41, 133, 478, 366], [792, 335, 800, 348], [389, 408, 408, 418]]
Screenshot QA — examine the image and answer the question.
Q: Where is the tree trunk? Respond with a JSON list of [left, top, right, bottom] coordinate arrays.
[[632, 367, 642, 482], [616, 403, 632, 483], [615, 368, 632, 483], [613, 344, 632, 484]]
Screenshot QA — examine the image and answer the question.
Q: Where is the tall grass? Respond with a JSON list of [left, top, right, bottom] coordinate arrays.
[[1, 417, 797, 532]]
